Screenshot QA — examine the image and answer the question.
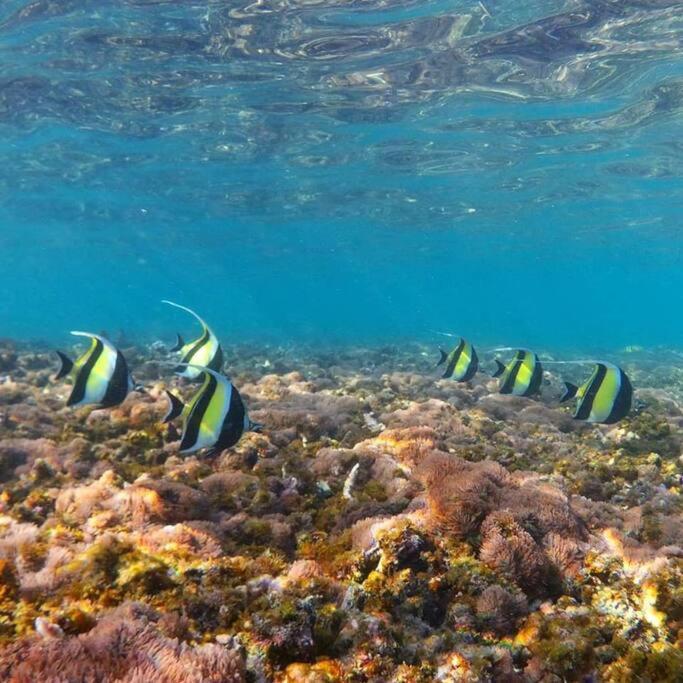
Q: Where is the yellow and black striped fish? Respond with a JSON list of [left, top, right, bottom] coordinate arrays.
[[492, 349, 543, 397], [55, 332, 140, 408], [163, 301, 223, 380], [560, 362, 632, 424], [437, 338, 478, 381], [163, 364, 261, 455]]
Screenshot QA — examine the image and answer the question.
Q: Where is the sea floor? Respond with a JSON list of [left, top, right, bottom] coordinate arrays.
[[0, 340, 682, 682]]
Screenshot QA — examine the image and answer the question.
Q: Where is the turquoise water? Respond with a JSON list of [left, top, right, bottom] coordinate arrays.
[[2, 0, 682, 350]]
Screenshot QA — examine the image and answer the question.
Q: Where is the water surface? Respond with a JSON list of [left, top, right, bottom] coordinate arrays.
[[1, 0, 682, 351]]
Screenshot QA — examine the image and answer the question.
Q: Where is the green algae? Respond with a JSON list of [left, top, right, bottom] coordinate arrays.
[[606, 645, 683, 683], [623, 409, 680, 458]]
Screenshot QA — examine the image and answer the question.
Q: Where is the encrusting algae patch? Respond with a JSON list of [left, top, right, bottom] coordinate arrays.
[[0, 340, 682, 681]]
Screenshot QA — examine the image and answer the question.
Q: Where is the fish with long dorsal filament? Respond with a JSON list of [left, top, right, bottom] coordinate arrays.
[[548, 360, 633, 424], [436, 335, 479, 381], [491, 348, 543, 397], [163, 363, 261, 455], [162, 300, 223, 380], [55, 332, 142, 407]]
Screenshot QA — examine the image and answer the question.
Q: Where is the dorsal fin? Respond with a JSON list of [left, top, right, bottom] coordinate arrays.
[[54, 351, 74, 380], [162, 300, 210, 332], [69, 331, 118, 355]]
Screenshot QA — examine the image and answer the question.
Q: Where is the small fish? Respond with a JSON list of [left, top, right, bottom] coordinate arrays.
[[493, 349, 542, 397], [621, 345, 643, 354], [436, 337, 478, 381], [559, 362, 632, 424], [163, 363, 261, 454], [55, 332, 141, 407], [163, 300, 223, 380]]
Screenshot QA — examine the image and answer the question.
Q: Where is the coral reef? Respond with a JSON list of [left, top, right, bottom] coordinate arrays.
[[0, 340, 682, 681], [0, 602, 245, 683]]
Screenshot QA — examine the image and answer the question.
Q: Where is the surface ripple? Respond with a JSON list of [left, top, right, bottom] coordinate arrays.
[[1, 0, 682, 246]]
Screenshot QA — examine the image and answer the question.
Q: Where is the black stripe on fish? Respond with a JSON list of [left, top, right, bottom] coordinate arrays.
[[605, 368, 633, 424], [67, 339, 104, 406], [461, 345, 479, 382], [443, 339, 465, 379], [100, 351, 131, 408], [180, 373, 217, 451], [437, 349, 448, 366], [526, 356, 543, 396], [499, 351, 541, 397], [214, 384, 246, 450], [208, 343, 224, 373], [178, 326, 211, 368], [574, 364, 607, 420], [499, 351, 524, 394]]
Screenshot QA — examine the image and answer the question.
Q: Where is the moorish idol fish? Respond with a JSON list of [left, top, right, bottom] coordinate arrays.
[[163, 363, 261, 455], [436, 337, 478, 381], [55, 332, 141, 408], [557, 361, 632, 424], [162, 300, 224, 380], [492, 349, 543, 397]]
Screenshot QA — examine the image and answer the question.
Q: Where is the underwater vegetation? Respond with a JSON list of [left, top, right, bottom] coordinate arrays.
[[0, 337, 681, 682]]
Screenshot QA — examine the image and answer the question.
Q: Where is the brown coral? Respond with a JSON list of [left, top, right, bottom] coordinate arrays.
[[0, 602, 245, 683], [543, 532, 584, 579], [55, 470, 121, 524], [479, 511, 554, 598], [359, 426, 438, 468], [0, 439, 59, 481], [500, 478, 587, 541], [475, 585, 527, 635], [114, 479, 209, 525], [416, 453, 510, 538]]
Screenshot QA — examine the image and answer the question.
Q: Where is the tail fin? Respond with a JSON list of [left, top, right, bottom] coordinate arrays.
[[437, 349, 448, 366], [169, 333, 184, 353], [163, 391, 185, 423], [491, 359, 506, 378], [55, 351, 73, 380], [560, 382, 578, 403]]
